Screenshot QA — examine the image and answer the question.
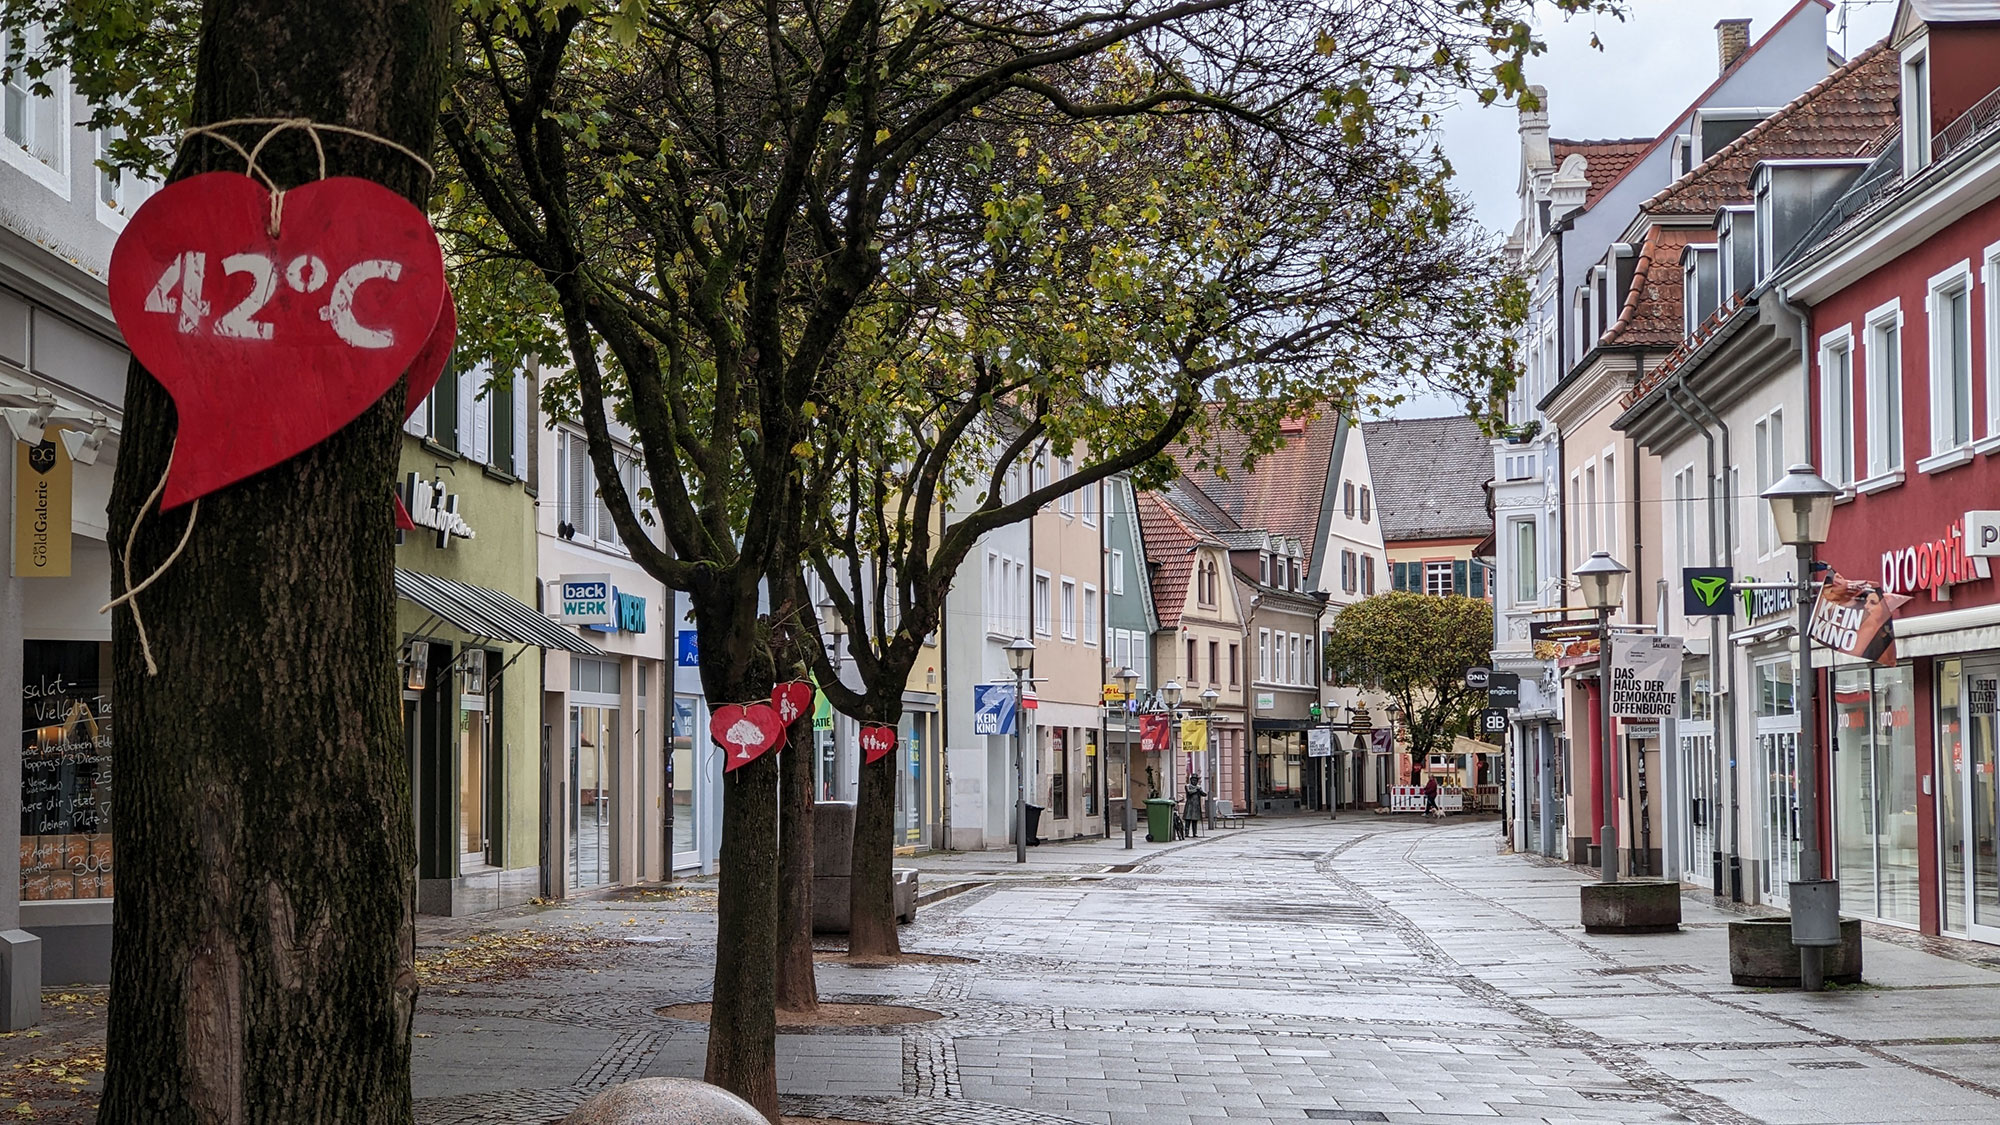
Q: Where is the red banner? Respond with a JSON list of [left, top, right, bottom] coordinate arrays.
[[1139, 714, 1170, 752]]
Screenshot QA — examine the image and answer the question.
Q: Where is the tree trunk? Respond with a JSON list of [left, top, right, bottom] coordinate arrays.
[[97, 2, 451, 1122], [693, 580, 781, 1122], [846, 700, 902, 959], [774, 712, 817, 1011]]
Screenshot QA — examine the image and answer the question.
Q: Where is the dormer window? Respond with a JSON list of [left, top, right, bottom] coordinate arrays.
[[1260, 553, 1270, 585], [1904, 44, 1931, 174]]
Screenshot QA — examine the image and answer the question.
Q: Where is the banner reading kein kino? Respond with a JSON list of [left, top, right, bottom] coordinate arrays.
[[1608, 634, 1683, 719]]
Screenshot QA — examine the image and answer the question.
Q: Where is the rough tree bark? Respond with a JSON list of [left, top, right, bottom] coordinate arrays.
[[96, 1, 452, 1121], [692, 570, 782, 1121], [771, 581, 818, 1011], [846, 713, 902, 958]]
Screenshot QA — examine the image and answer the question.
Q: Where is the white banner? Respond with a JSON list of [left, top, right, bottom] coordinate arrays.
[[1306, 728, 1333, 758], [1608, 635, 1683, 719]]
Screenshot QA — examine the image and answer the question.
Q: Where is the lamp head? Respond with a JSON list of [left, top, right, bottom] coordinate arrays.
[[1162, 679, 1183, 708], [1005, 635, 1036, 674], [1574, 550, 1629, 611], [1760, 462, 1838, 547], [1200, 687, 1220, 711], [1116, 666, 1139, 694]]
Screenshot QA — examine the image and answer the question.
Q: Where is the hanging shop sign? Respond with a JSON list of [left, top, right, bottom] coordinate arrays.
[[1682, 567, 1734, 617], [13, 435, 70, 579], [1607, 634, 1683, 720], [401, 472, 474, 548], [1808, 573, 1911, 666], [1966, 511, 2000, 558], [1484, 671, 1521, 709], [1879, 516, 1990, 598], [676, 629, 699, 667], [1477, 708, 1509, 736], [106, 173, 449, 509], [558, 573, 614, 625]]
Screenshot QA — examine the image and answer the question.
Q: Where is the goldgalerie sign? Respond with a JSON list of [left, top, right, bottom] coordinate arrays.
[[14, 433, 71, 578]]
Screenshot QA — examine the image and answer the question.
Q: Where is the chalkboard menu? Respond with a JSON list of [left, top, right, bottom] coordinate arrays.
[[21, 640, 111, 900]]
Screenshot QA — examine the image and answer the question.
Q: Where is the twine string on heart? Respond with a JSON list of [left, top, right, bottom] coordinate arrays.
[[180, 117, 437, 235], [99, 440, 200, 677]]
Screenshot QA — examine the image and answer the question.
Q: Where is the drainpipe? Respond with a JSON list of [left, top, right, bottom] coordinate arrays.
[[1674, 369, 1744, 902], [1663, 379, 1730, 900]]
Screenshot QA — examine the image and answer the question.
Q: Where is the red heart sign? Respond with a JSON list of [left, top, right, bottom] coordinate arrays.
[[770, 681, 814, 727], [109, 172, 446, 509], [712, 702, 785, 773], [860, 724, 897, 765], [404, 284, 457, 419]]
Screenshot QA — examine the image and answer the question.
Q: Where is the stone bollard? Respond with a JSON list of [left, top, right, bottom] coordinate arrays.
[[562, 1078, 768, 1125]]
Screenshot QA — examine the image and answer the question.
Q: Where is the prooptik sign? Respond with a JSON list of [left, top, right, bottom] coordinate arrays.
[[1880, 516, 1990, 599]]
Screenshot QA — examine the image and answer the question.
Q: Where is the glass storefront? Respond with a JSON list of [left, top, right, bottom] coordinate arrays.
[[673, 696, 699, 859], [897, 713, 926, 846], [1935, 659, 1997, 938], [21, 640, 112, 901], [1255, 731, 1303, 802], [1082, 729, 1099, 817], [1678, 657, 1716, 886], [1828, 661, 1918, 925], [570, 655, 623, 888]]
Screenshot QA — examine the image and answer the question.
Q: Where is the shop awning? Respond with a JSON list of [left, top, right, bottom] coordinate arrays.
[[395, 569, 602, 655]]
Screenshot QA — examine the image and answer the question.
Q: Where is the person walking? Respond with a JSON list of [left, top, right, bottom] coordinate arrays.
[[1183, 774, 1206, 838], [1421, 773, 1441, 818]]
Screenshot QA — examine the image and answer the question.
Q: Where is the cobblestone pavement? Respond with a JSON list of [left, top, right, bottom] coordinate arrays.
[[12, 817, 2000, 1124], [402, 817, 2000, 1124]]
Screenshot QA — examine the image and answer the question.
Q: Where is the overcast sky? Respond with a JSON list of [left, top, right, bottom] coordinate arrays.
[[1388, 0, 1898, 419]]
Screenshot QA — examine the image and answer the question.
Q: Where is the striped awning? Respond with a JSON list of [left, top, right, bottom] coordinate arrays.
[[395, 569, 602, 655]]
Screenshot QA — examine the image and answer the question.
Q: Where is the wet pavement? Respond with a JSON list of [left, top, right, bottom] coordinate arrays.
[[407, 815, 2000, 1124]]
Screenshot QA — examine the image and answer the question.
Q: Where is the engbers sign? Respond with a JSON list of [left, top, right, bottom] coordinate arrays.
[[1608, 635, 1683, 720]]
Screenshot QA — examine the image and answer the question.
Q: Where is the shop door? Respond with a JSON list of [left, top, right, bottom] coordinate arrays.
[[1754, 656, 1800, 906], [1678, 720, 1716, 888], [1942, 660, 2000, 942], [570, 704, 618, 888]]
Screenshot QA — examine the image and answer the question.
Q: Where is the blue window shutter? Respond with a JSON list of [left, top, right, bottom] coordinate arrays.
[[1452, 559, 1468, 596]]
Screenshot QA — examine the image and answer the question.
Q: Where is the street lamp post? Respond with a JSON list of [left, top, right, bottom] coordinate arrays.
[[1201, 687, 1220, 829], [1762, 463, 1840, 991], [1576, 550, 1630, 885], [1118, 667, 1140, 849], [1007, 636, 1036, 864], [1161, 679, 1184, 813]]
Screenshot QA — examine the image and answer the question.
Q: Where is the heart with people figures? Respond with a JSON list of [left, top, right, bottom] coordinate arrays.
[[859, 724, 897, 765], [770, 681, 814, 727]]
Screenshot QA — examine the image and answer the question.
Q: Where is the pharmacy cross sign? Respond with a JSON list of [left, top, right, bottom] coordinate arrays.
[[1682, 567, 1734, 617]]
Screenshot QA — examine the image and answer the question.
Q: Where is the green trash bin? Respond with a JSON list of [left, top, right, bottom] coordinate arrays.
[[1145, 798, 1176, 843]]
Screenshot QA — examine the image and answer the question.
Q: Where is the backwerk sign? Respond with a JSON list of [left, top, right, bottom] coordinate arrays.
[[1608, 635, 1682, 720]]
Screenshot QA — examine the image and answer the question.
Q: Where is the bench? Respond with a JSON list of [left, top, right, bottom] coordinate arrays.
[[1214, 800, 1247, 829]]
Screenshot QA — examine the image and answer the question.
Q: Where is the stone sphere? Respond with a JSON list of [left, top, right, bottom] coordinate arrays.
[[563, 1078, 768, 1125]]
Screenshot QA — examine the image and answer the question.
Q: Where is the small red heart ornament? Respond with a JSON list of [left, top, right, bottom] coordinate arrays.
[[860, 724, 897, 765], [712, 702, 785, 772], [770, 681, 814, 726], [404, 285, 457, 419], [108, 172, 446, 508]]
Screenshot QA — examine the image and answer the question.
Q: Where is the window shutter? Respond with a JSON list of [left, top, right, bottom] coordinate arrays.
[[456, 364, 477, 461], [513, 377, 529, 477], [1453, 560, 1468, 596], [568, 430, 588, 532], [431, 358, 458, 449], [1472, 563, 1487, 600], [490, 372, 514, 475]]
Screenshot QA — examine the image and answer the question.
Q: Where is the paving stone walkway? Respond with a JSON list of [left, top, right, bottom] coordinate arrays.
[[402, 816, 2000, 1125]]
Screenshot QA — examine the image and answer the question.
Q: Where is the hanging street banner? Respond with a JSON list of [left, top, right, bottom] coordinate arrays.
[[1138, 713, 1171, 752], [1682, 567, 1733, 617], [1809, 573, 1911, 666], [1306, 728, 1333, 758], [1608, 634, 1683, 719], [13, 435, 71, 578], [971, 682, 1018, 735], [1179, 719, 1208, 755]]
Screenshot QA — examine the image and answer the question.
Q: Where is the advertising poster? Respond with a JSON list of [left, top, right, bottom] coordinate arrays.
[[1808, 573, 1911, 665]]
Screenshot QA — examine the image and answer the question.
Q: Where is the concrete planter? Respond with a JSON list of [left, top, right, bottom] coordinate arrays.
[[1579, 880, 1682, 934], [563, 1078, 763, 1123], [811, 801, 918, 933], [1727, 918, 1863, 987]]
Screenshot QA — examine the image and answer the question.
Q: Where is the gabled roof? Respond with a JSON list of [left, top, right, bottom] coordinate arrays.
[[1174, 408, 1341, 573], [1562, 0, 1839, 218], [1639, 40, 1900, 218], [1601, 226, 1702, 348], [1551, 138, 1653, 208], [1137, 490, 1223, 629], [1357, 416, 1492, 542]]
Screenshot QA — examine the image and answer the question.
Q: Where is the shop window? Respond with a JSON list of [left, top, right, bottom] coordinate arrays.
[[672, 697, 698, 858], [1050, 727, 1069, 819], [21, 641, 111, 901], [1082, 730, 1099, 817], [1838, 662, 1921, 927]]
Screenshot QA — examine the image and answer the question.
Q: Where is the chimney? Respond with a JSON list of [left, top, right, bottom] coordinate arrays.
[[1716, 18, 1752, 74]]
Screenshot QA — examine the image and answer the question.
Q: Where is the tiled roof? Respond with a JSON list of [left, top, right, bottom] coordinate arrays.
[[1174, 408, 1339, 572], [1639, 40, 1900, 217], [1161, 477, 1241, 538], [1357, 416, 1492, 542], [1601, 227, 1704, 348], [1551, 139, 1653, 208], [1137, 491, 1202, 628]]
